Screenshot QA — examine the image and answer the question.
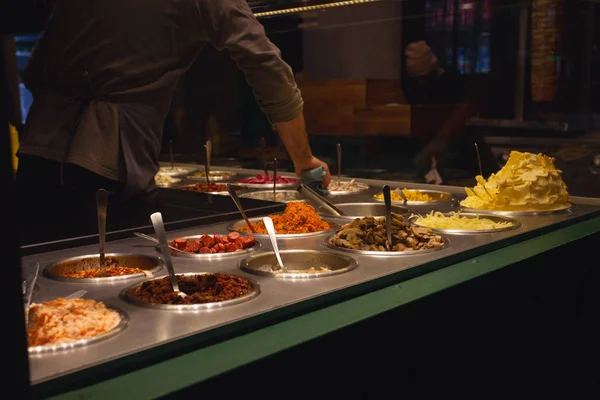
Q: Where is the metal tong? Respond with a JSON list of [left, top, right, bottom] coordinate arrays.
[[297, 184, 346, 217]]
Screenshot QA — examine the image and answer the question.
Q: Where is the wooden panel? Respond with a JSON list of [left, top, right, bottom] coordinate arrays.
[[353, 105, 411, 136], [366, 80, 407, 105], [297, 78, 366, 135]]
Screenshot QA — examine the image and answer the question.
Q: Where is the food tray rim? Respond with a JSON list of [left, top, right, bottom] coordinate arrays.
[[42, 253, 165, 283], [155, 234, 262, 258], [227, 216, 339, 239], [156, 167, 197, 177], [28, 307, 129, 355], [407, 212, 522, 234], [238, 249, 359, 279], [317, 201, 413, 220], [327, 186, 371, 196], [119, 272, 261, 311], [234, 180, 300, 189], [155, 177, 182, 188], [238, 189, 308, 203], [184, 170, 239, 181], [459, 203, 572, 216], [322, 234, 450, 257], [373, 189, 456, 205]]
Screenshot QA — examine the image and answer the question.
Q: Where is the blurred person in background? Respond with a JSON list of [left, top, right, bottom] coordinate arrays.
[[15, 0, 330, 227], [404, 40, 500, 182]]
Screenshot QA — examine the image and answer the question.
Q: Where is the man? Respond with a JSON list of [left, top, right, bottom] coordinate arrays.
[[16, 0, 330, 223], [404, 40, 499, 180]]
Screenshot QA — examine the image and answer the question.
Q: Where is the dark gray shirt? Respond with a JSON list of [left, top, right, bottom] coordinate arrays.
[[19, 0, 302, 193]]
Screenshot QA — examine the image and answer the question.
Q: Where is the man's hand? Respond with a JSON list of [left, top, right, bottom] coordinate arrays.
[[405, 41, 442, 78], [274, 113, 331, 187], [294, 156, 331, 187]]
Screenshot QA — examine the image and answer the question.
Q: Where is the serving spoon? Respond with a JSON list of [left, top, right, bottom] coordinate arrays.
[[227, 183, 256, 233], [133, 231, 183, 252], [263, 216, 285, 272], [150, 212, 187, 298], [96, 188, 108, 276], [204, 139, 212, 185], [24, 262, 39, 327], [383, 185, 393, 252]]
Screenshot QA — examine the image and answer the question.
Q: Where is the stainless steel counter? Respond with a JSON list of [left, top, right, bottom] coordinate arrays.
[[24, 164, 600, 385]]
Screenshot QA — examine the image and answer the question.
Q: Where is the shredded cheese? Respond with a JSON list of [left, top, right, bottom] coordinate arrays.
[[411, 211, 514, 230]]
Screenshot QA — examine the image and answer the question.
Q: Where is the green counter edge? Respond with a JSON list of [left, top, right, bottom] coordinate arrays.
[[46, 215, 600, 399]]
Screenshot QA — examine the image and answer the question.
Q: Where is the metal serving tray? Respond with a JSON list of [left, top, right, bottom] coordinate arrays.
[[317, 202, 413, 220], [235, 179, 300, 190], [155, 176, 182, 188], [156, 234, 262, 258], [43, 253, 164, 283], [185, 170, 238, 182], [460, 203, 572, 216], [28, 307, 129, 355], [373, 189, 455, 205], [157, 166, 197, 177], [327, 181, 370, 196], [239, 249, 358, 279], [408, 212, 521, 234], [227, 216, 338, 239], [120, 272, 261, 311], [178, 184, 230, 196], [239, 190, 308, 203]]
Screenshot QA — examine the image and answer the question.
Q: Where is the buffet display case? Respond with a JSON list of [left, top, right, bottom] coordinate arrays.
[[22, 163, 600, 399]]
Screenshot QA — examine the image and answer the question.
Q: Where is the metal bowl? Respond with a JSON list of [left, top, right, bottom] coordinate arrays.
[[460, 203, 572, 216], [240, 249, 358, 279], [178, 184, 230, 195], [156, 234, 262, 258], [327, 181, 370, 196], [235, 178, 300, 190], [28, 306, 129, 354], [324, 234, 449, 257], [157, 166, 197, 177], [318, 202, 413, 220], [43, 253, 164, 283], [408, 212, 521, 234], [155, 176, 182, 188], [238, 190, 308, 203], [373, 189, 455, 205], [120, 272, 261, 311], [227, 216, 338, 239], [185, 170, 238, 182]]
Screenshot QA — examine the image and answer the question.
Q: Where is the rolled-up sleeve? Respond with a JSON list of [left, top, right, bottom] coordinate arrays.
[[196, 0, 303, 123]]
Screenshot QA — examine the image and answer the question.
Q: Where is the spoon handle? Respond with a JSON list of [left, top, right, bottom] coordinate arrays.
[[24, 262, 39, 326], [260, 137, 268, 177], [65, 290, 87, 300], [337, 143, 341, 184], [263, 217, 284, 271], [205, 140, 212, 185], [227, 183, 256, 233], [383, 185, 393, 252], [96, 188, 108, 268], [273, 157, 277, 200], [150, 212, 181, 293]]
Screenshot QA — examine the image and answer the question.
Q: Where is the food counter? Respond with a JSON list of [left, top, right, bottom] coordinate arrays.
[[23, 162, 600, 399]]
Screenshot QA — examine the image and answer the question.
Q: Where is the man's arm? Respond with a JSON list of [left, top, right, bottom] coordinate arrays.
[[195, 0, 330, 183]]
